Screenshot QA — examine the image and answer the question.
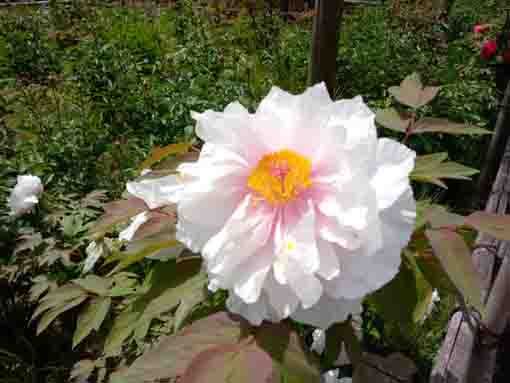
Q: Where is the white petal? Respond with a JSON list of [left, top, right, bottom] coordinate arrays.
[[232, 246, 273, 304], [118, 212, 149, 241], [291, 294, 362, 329], [126, 175, 184, 209], [316, 238, 341, 280], [285, 260, 323, 309], [322, 370, 340, 383], [176, 213, 218, 253], [371, 138, 416, 210], [264, 273, 300, 320], [83, 241, 104, 274]]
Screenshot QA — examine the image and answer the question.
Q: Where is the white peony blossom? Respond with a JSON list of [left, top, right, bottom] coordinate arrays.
[[127, 83, 416, 328], [119, 211, 150, 241], [311, 328, 326, 354], [83, 241, 104, 273], [8, 175, 43, 216]]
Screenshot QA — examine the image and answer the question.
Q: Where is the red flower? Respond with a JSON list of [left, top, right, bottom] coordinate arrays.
[[474, 24, 490, 34], [481, 40, 498, 60]]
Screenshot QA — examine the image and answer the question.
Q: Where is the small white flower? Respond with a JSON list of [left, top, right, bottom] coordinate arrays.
[[322, 369, 339, 383], [422, 289, 440, 322], [119, 211, 150, 241], [311, 328, 326, 354], [83, 241, 104, 273], [8, 175, 43, 216]]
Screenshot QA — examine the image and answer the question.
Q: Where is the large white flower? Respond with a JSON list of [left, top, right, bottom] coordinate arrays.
[[8, 175, 43, 216], [128, 83, 416, 328]]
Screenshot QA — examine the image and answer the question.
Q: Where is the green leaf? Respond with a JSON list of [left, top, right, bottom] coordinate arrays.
[[138, 142, 192, 172], [32, 284, 87, 320], [465, 212, 510, 240], [73, 296, 111, 348], [425, 229, 483, 314], [73, 275, 112, 296], [375, 108, 411, 133], [37, 295, 88, 335], [89, 197, 148, 237], [367, 252, 433, 327], [413, 118, 491, 135], [388, 73, 439, 109], [104, 309, 140, 357], [70, 359, 97, 382], [411, 153, 478, 188]]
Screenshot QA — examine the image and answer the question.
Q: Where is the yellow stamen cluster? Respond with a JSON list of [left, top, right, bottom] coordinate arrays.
[[247, 149, 312, 205]]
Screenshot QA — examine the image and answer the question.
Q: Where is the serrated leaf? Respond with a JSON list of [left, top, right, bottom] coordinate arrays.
[[425, 229, 483, 314], [73, 275, 112, 296], [375, 108, 411, 133], [110, 312, 246, 381], [411, 153, 478, 188], [388, 73, 439, 109], [465, 212, 510, 240], [73, 296, 111, 348], [138, 143, 192, 172], [37, 295, 88, 335], [413, 118, 491, 135], [89, 197, 148, 237]]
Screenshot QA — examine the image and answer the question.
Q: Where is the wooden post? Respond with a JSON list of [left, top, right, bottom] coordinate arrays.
[[308, 0, 344, 96]]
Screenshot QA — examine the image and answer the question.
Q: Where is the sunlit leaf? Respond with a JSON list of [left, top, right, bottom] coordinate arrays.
[[131, 210, 177, 241], [33, 284, 87, 320], [388, 73, 440, 109], [375, 108, 411, 133], [73, 296, 111, 348], [465, 212, 510, 240], [37, 295, 88, 335], [411, 153, 478, 188], [70, 359, 96, 382], [414, 250, 457, 294], [104, 310, 140, 357], [424, 204, 466, 229], [138, 142, 192, 172], [425, 229, 483, 314], [73, 275, 112, 296], [413, 118, 491, 135]]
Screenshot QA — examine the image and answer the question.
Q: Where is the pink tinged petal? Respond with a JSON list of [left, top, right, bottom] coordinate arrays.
[[371, 138, 416, 210], [316, 213, 362, 250], [118, 211, 150, 241], [285, 260, 323, 309], [203, 196, 274, 282], [232, 247, 273, 304], [316, 238, 341, 280], [264, 273, 300, 319], [291, 294, 362, 329], [126, 175, 184, 209]]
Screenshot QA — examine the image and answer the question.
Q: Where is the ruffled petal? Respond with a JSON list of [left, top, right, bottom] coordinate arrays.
[[127, 175, 184, 209], [291, 294, 362, 329], [371, 138, 416, 210]]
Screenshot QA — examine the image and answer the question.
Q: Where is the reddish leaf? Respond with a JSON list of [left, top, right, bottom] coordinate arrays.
[[89, 197, 148, 237], [424, 204, 466, 229], [132, 209, 177, 241], [375, 108, 412, 133], [465, 211, 510, 240], [425, 229, 483, 313], [388, 73, 440, 109]]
